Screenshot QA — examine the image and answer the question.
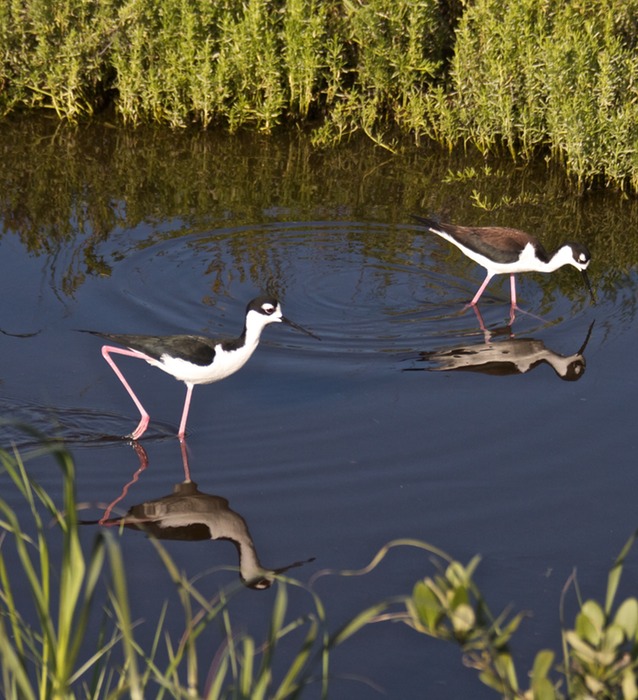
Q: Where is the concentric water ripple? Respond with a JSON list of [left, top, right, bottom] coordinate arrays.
[[83, 219, 587, 368]]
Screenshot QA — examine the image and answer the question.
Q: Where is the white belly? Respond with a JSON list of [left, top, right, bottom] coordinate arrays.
[[148, 341, 258, 385]]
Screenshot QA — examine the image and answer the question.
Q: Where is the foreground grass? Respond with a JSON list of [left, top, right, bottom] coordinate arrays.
[[0, 439, 335, 698], [1, 0, 638, 190], [1, 438, 638, 698]]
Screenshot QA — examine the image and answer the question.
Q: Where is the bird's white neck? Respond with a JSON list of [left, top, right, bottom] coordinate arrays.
[[244, 323, 264, 348], [514, 243, 579, 273], [543, 245, 579, 272], [243, 309, 277, 348]]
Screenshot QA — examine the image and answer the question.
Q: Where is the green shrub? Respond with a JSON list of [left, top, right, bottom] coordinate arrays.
[[543, 1, 638, 191], [427, 0, 638, 190], [314, 0, 446, 147], [429, 0, 549, 157], [3, 0, 638, 188], [0, 0, 119, 117]]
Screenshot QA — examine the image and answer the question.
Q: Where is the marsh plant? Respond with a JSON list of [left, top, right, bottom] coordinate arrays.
[[403, 539, 638, 698], [1, 440, 638, 697], [432, 0, 638, 191], [1, 0, 638, 189]]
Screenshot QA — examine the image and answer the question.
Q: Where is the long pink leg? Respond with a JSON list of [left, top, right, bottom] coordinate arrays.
[[101, 345, 152, 439], [178, 383, 195, 439], [470, 271, 494, 306], [508, 276, 545, 324]]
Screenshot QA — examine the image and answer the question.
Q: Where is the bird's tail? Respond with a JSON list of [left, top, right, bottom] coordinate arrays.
[[410, 214, 443, 232]]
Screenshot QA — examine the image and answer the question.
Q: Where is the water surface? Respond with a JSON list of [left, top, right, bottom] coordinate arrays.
[[1, 118, 638, 697]]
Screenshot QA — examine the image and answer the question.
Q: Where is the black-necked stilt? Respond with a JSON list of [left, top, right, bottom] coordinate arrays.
[[84, 296, 319, 440], [412, 215, 594, 309]]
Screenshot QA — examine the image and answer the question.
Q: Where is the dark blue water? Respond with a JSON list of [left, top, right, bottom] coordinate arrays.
[[1, 124, 637, 698]]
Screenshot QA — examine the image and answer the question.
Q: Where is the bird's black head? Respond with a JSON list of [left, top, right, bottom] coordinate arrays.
[[246, 296, 320, 339], [567, 242, 592, 268], [563, 243, 595, 303], [247, 296, 281, 317]]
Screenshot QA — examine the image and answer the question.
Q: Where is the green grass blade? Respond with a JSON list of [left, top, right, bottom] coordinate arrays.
[[206, 653, 229, 700], [103, 533, 142, 700], [260, 582, 287, 677], [0, 615, 37, 700], [0, 545, 27, 660], [605, 528, 638, 615], [329, 600, 393, 647], [239, 636, 256, 697], [274, 616, 318, 699]]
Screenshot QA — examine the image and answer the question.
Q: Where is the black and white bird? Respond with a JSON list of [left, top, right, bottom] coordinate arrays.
[[412, 215, 594, 309], [85, 296, 319, 440]]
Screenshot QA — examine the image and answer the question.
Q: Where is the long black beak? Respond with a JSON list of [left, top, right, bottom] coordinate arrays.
[[282, 316, 321, 340], [582, 269, 596, 304]]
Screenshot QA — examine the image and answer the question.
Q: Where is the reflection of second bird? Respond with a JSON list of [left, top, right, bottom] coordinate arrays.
[[84, 296, 319, 440], [412, 215, 594, 309], [407, 320, 595, 382]]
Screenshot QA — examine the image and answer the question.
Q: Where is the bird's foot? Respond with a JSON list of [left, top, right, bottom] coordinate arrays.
[[127, 415, 150, 441]]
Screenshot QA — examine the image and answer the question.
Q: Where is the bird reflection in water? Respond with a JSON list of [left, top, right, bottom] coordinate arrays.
[[86, 442, 313, 589], [406, 316, 595, 382]]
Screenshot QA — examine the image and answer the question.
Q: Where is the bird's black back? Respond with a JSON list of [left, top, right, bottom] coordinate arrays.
[[84, 331, 217, 366]]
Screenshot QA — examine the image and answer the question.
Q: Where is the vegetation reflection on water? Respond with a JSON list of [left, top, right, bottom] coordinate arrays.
[[1, 116, 637, 303]]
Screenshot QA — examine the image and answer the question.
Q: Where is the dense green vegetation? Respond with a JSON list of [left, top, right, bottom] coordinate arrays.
[[2, 439, 638, 698], [1, 0, 638, 191]]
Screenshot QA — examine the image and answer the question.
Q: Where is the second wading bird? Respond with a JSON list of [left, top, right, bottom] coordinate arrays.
[[412, 215, 594, 312], [84, 296, 319, 440]]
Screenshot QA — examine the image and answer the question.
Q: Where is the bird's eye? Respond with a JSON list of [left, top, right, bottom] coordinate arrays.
[[262, 304, 275, 315], [579, 253, 587, 262]]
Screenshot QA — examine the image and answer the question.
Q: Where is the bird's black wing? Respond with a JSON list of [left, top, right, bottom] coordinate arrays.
[[83, 331, 217, 366], [412, 216, 545, 265], [461, 227, 534, 264]]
